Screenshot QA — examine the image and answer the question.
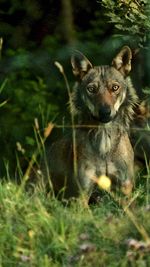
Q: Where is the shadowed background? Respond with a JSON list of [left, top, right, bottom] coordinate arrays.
[[0, 0, 150, 176]]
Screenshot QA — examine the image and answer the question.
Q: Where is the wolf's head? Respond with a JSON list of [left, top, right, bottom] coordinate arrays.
[[71, 46, 135, 124]]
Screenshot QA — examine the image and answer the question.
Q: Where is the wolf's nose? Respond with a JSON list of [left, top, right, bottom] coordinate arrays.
[[99, 105, 111, 116]]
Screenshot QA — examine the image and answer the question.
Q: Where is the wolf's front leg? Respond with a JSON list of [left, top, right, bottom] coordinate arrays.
[[108, 134, 134, 193], [77, 161, 96, 197]]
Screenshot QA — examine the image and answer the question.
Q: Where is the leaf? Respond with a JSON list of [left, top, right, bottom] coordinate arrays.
[[44, 123, 54, 138], [0, 78, 8, 94], [0, 99, 8, 108]]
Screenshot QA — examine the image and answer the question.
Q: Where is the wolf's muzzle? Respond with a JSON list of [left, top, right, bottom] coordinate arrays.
[[98, 105, 112, 123]]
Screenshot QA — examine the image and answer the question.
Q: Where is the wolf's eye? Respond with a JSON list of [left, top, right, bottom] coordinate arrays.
[[87, 85, 98, 94], [112, 84, 120, 92]]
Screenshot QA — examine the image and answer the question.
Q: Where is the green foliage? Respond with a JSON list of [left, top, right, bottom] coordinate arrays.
[[0, 51, 65, 173], [0, 0, 44, 49], [0, 0, 150, 179], [101, 0, 150, 46]]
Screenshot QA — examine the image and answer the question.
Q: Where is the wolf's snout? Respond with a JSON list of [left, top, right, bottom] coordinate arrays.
[[98, 105, 111, 123]]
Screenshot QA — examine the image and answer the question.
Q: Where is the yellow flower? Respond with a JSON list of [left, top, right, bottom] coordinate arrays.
[[28, 230, 35, 239], [97, 175, 111, 191]]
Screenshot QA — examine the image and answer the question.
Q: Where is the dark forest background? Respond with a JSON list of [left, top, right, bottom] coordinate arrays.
[[0, 0, 150, 176]]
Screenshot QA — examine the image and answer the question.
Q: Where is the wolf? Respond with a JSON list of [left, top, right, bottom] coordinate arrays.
[[43, 46, 138, 199]]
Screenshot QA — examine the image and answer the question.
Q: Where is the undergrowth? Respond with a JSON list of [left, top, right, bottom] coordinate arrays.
[[0, 175, 150, 267]]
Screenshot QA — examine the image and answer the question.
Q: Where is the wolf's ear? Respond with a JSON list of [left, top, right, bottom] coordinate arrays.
[[71, 51, 93, 79], [112, 46, 132, 76]]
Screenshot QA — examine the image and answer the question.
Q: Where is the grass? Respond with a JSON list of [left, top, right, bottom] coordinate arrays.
[[0, 178, 150, 267]]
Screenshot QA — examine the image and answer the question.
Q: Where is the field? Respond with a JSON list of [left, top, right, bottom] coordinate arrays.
[[0, 170, 150, 267]]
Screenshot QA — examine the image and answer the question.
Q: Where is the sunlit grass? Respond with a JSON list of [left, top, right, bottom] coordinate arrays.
[[0, 176, 150, 267]]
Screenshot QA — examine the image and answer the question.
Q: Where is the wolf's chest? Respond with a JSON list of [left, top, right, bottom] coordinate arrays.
[[98, 129, 112, 155], [90, 126, 119, 157]]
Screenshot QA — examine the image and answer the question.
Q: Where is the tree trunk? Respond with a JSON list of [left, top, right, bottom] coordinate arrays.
[[61, 0, 75, 44]]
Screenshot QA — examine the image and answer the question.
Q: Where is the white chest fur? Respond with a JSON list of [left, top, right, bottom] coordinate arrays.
[[99, 127, 112, 155], [93, 123, 117, 156]]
